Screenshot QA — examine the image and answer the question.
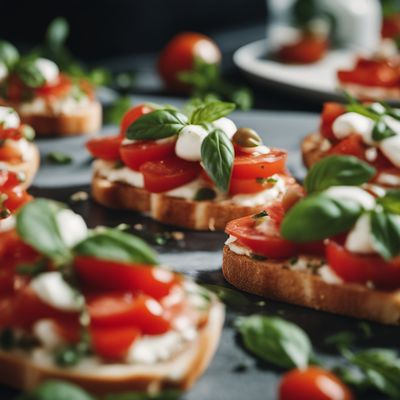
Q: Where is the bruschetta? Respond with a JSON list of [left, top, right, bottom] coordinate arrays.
[[87, 102, 297, 231], [0, 106, 39, 187], [0, 199, 224, 395], [222, 155, 400, 325], [302, 99, 400, 188], [0, 46, 101, 136]]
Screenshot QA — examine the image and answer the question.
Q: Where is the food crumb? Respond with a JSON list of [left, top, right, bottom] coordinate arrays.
[[70, 191, 89, 202]]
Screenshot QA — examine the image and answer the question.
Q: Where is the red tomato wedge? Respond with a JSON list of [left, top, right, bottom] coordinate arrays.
[[74, 256, 179, 300], [86, 135, 123, 161], [120, 104, 154, 136], [86, 293, 171, 334], [226, 214, 297, 259], [140, 156, 201, 193], [320, 102, 346, 141], [35, 74, 72, 98], [279, 367, 353, 400], [326, 240, 400, 290], [231, 150, 287, 179], [277, 36, 328, 64], [120, 139, 176, 171]]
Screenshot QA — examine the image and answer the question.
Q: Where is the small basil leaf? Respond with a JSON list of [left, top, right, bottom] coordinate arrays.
[[16, 58, 46, 88], [193, 187, 216, 201], [46, 151, 73, 165], [378, 190, 400, 215], [0, 40, 19, 68], [46, 17, 69, 50], [104, 390, 182, 400], [346, 102, 380, 121], [74, 228, 158, 265], [281, 193, 363, 242], [17, 380, 94, 400], [126, 109, 188, 140], [372, 119, 397, 141], [201, 128, 234, 192], [190, 101, 236, 124], [16, 199, 72, 265], [370, 210, 400, 260], [203, 284, 253, 307], [304, 155, 376, 193], [235, 315, 312, 369]]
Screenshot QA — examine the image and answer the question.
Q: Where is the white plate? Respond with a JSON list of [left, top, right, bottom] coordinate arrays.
[[233, 39, 357, 102]]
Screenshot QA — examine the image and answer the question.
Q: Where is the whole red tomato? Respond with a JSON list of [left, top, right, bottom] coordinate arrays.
[[158, 32, 221, 91]]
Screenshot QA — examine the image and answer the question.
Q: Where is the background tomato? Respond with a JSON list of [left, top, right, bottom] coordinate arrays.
[[277, 36, 328, 64], [279, 367, 353, 400], [35, 74, 72, 98], [158, 32, 221, 91]]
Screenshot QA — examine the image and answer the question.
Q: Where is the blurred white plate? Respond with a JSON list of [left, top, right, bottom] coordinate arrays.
[[234, 39, 357, 102]]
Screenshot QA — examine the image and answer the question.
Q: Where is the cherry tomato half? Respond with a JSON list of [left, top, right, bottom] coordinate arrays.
[[86, 135, 123, 161], [320, 102, 346, 141], [120, 104, 154, 137], [278, 36, 328, 64]]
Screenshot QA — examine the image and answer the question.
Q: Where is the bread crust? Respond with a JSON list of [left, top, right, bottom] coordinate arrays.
[[2, 101, 102, 137], [3, 142, 40, 188], [0, 301, 224, 395], [92, 174, 297, 231], [301, 132, 326, 169], [222, 246, 400, 325]]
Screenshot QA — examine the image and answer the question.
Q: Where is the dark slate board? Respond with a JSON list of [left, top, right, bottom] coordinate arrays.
[[1, 98, 397, 400]]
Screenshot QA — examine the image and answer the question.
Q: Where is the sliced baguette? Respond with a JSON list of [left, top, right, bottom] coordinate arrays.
[[92, 174, 296, 231], [4, 141, 40, 188], [301, 132, 326, 169], [2, 100, 102, 137], [222, 246, 400, 325], [0, 301, 224, 395]]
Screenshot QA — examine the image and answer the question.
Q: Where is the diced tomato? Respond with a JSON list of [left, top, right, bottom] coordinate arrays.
[[328, 134, 366, 159], [3, 189, 32, 214], [226, 214, 297, 259], [232, 150, 287, 179], [74, 256, 179, 300], [277, 36, 328, 64], [34, 74, 72, 98], [86, 293, 171, 334], [86, 135, 123, 161], [0, 128, 23, 142], [326, 240, 400, 290], [140, 156, 201, 193], [319, 102, 346, 141], [120, 139, 176, 171], [279, 367, 353, 400], [0, 142, 23, 163], [229, 177, 274, 195], [120, 104, 154, 136], [6, 75, 26, 102], [0, 170, 23, 190]]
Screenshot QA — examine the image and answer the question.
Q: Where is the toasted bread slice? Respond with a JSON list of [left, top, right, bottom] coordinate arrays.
[[222, 246, 400, 325], [0, 300, 224, 395], [339, 82, 400, 102], [3, 100, 102, 137], [92, 174, 296, 231], [301, 132, 326, 169], [4, 142, 40, 188]]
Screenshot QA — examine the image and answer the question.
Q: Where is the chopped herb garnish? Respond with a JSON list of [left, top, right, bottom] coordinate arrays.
[[21, 125, 35, 141], [253, 210, 268, 219], [16, 259, 47, 277], [255, 177, 278, 185], [194, 187, 217, 201], [250, 253, 267, 261]]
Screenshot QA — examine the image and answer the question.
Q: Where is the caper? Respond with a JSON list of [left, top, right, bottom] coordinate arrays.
[[232, 128, 262, 148]]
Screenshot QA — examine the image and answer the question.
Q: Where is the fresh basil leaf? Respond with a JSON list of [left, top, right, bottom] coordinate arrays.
[[190, 101, 235, 124], [126, 109, 188, 140], [325, 331, 356, 351], [74, 228, 158, 265], [16, 58, 46, 88], [281, 193, 363, 242], [370, 210, 400, 260], [0, 40, 19, 68], [372, 119, 397, 141], [203, 284, 253, 307], [201, 128, 234, 192], [350, 349, 400, 399], [378, 190, 400, 215], [305, 155, 376, 193], [235, 315, 312, 369], [17, 380, 94, 400], [230, 87, 253, 111], [46, 17, 69, 50], [193, 187, 216, 201], [16, 199, 72, 265], [46, 151, 73, 165], [104, 390, 182, 400]]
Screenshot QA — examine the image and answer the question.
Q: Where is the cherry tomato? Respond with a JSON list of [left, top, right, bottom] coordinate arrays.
[[6, 75, 27, 102], [120, 104, 154, 136], [326, 240, 400, 290], [158, 32, 221, 91], [320, 102, 346, 141], [74, 256, 179, 300], [86, 135, 123, 161], [278, 36, 328, 64], [279, 367, 353, 400], [226, 214, 297, 259], [229, 177, 275, 195], [35, 74, 72, 98], [120, 139, 176, 171], [0, 170, 23, 190], [86, 293, 171, 334], [232, 150, 287, 179], [140, 156, 201, 193]]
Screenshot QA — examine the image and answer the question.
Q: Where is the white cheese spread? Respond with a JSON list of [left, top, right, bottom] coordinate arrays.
[[0, 106, 20, 129]]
